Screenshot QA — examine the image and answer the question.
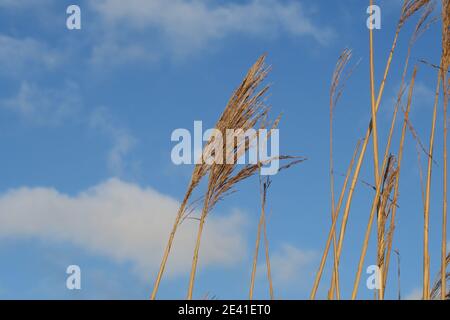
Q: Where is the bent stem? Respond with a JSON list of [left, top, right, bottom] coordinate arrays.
[[151, 194, 191, 299], [187, 190, 211, 300]]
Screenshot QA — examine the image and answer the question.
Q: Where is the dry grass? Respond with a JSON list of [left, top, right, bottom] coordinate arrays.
[[328, 48, 354, 300], [309, 48, 356, 300], [262, 205, 274, 300], [351, 67, 417, 300], [249, 157, 305, 300], [249, 176, 271, 300], [329, 0, 430, 298], [249, 175, 278, 300], [381, 4, 435, 294], [151, 55, 270, 299], [441, 0, 450, 301], [152, 0, 450, 301], [431, 253, 450, 299], [369, 0, 381, 188], [422, 0, 450, 300], [309, 139, 361, 299], [376, 156, 399, 299], [185, 56, 304, 299], [186, 55, 270, 299]]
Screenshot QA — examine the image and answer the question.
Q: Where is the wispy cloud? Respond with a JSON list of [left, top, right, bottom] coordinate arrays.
[[0, 81, 80, 126], [89, 0, 335, 63], [90, 40, 159, 67], [89, 107, 137, 176], [0, 179, 248, 279], [0, 1, 334, 68], [0, 0, 49, 8], [0, 34, 61, 75]]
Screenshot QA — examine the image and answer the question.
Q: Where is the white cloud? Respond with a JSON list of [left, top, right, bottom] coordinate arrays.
[[1, 1, 334, 68], [0, 34, 61, 74], [89, 0, 334, 62], [0, 179, 248, 279], [0, 81, 80, 126], [258, 243, 316, 288]]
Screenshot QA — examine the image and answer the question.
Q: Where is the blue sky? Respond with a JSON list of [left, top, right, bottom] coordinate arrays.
[[0, 0, 447, 300]]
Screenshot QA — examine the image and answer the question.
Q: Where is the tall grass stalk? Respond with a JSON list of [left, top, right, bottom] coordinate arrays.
[[151, 152, 211, 299], [369, 0, 381, 186], [328, 48, 354, 300], [309, 139, 361, 299], [249, 177, 270, 300], [440, 0, 450, 300], [249, 158, 303, 299], [351, 68, 417, 299], [250, 176, 272, 300], [424, 0, 450, 299], [423, 66, 444, 300], [382, 3, 435, 294], [329, 0, 430, 297], [309, 48, 355, 300], [186, 56, 272, 299], [263, 207, 274, 300]]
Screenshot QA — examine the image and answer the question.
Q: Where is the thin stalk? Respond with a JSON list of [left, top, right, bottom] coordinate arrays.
[[310, 48, 354, 300], [187, 189, 212, 300], [439, 0, 448, 299], [263, 211, 274, 300], [383, 4, 438, 287], [376, 103, 400, 300], [351, 68, 416, 299], [310, 139, 361, 299], [369, 0, 381, 185], [330, 0, 432, 294], [441, 1, 449, 293], [423, 72, 442, 300], [329, 29, 401, 297], [395, 249, 401, 300], [382, 80, 412, 294], [250, 173, 273, 300], [151, 195, 190, 299], [441, 75, 447, 300], [382, 103, 410, 292], [441, 0, 450, 300], [249, 189, 265, 300], [329, 103, 339, 300]]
